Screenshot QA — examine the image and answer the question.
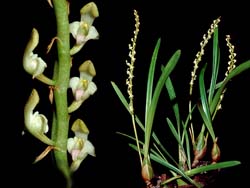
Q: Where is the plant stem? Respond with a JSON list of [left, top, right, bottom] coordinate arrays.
[[51, 0, 71, 187]]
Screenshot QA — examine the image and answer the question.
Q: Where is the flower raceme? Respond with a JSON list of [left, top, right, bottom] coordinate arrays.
[[69, 2, 99, 55], [22, 1, 100, 186]]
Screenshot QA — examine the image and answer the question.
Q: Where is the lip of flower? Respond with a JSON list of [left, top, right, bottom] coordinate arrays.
[[71, 78, 97, 101], [24, 89, 54, 146]]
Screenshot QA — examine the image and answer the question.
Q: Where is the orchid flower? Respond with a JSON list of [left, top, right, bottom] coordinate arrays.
[[24, 89, 54, 146], [23, 28, 55, 85], [69, 2, 99, 55], [68, 60, 97, 113], [67, 119, 95, 172]]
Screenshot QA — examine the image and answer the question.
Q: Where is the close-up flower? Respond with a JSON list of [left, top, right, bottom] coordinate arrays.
[[67, 119, 95, 172], [68, 60, 97, 113], [24, 89, 54, 146], [69, 2, 99, 55], [23, 28, 55, 85], [23, 28, 47, 78]]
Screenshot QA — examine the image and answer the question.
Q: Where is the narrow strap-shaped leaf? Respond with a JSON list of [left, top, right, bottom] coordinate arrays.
[[197, 102, 215, 141], [144, 49, 181, 158], [145, 38, 161, 122], [208, 27, 220, 104], [185, 161, 241, 176], [166, 117, 182, 146], [165, 76, 181, 134], [199, 63, 216, 141], [111, 81, 130, 112]]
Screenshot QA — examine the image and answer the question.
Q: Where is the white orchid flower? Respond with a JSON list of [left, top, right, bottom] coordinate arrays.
[[68, 60, 97, 113], [67, 119, 95, 172], [23, 28, 47, 78], [24, 89, 54, 145], [69, 2, 99, 55], [23, 28, 55, 85]]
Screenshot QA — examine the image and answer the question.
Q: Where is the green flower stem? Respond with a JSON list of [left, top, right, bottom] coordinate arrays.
[[51, 0, 71, 187]]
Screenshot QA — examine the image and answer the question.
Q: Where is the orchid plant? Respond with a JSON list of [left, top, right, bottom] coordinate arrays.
[[22, 1, 99, 188], [111, 10, 250, 188]]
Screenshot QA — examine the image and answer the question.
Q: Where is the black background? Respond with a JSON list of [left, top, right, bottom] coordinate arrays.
[[3, 0, 250, 188]]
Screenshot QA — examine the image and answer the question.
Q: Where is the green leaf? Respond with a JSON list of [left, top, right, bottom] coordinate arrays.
[[144, 49, 181, 158], [165, 76, 181, 135], [166, 117, 182, 146], [208, 27, 220, 104], [145, 38, 161, 121], [199, 63, 216, 141], [110, 81, 130, 112], [186, 161, 241, 176]]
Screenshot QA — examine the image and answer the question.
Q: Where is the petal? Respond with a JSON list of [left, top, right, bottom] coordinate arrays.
[[86, 81, 97, 95], [67, 137, 76, 153], [81, 14, 94, 26], [30, 55, 47, 78], [85, 26, 99, 41], [69, 77, 80, 92], [31, 112, 49, 134], [69, 21, 81, 39], [75, 132, 88, 140], [79, 140, 95, 157], [80, 72, 93, 81]]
